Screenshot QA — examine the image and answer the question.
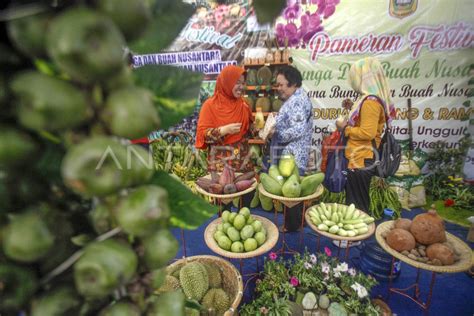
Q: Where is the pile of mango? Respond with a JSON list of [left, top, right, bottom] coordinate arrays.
[[260, 155, 325, 198]]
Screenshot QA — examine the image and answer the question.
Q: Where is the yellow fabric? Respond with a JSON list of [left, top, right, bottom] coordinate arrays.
[[347, 57, 395, 126], [344, 98, 385, 169]]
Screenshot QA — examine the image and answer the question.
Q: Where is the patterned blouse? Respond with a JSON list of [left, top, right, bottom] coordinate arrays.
[[273, 87, 313, 171], [204, 128, 255, 173]]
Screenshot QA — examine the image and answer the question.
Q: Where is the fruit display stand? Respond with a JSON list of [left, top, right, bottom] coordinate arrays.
[[204, 215, 278, 287], [195, 175, 258, 216], [167, 255, 244, 316], [258, 183, 324, 254], [376, 221, 473, 315], [305, 209, 376, 261]]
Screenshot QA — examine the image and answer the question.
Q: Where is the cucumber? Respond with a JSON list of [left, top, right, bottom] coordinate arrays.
[[320, 202, 327, 213], [342, 219, 364, 225], [320, 213, 328, 221], [324, 209, 331, 219], [337, 228, 348, 237], [356, 227, 369, 235], [331, 212, 338, 223], [311, 216, 322, 225], [343, 224, 354, 230], [323, 220, 336, 227], [346, 230, 356, 237], [353, 223, 368, 229], [329, 225, 339, 234], [338, 222, 344, 227], [351, 210, 361, 220], [317, 223, 329, 231], [345, 204, 355, 219], [363, 217, 375, 224]]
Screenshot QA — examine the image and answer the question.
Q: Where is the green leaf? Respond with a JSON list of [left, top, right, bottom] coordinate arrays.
[[71, 234, 93, 246], [149, 171, 216, 229], [253, 0, 286, 24], [185, 299, 202, 310], [155, 97, 196, 130], [130, 1, 194, 54], [463, 100, 471, 107]]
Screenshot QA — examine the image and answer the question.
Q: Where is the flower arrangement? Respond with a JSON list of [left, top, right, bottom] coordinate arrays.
[[275, 0, 340, 48], [240, 250, 380, 315]]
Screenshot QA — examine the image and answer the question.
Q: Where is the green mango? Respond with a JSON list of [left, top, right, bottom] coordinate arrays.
[[281, 174, 301, 198], [147, 291, 185, 316], [291, 163, 300, 183], [10, 71, 89, 131], [74, 239, 138, 299], [7, 10, 53, 58], [268, 164, 284, 185], [2, 211, 55, 263], [46, 7, 126, 83], [278, 154, 296, 177], [260, 173, 282, 196], [142, 229, 179, 269], [31, 286, 82, 316], [259, 190, 274, 211], [0, 263, 37, 312], [116, 185, 170, 237], [300, 172, 325, 196], [96, 0, 151, 41], [61, 137, 153, 197], [99, 302, 141, 316], [102, 87, 160, 139]]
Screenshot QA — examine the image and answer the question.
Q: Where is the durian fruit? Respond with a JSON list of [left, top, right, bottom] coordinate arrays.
[[201, 288, 231, 316], [203, 263, 222, 288], [179, 262, 209, 301], [256, 97, 271, 112], [246, 69, 257, 86], [271, 97, 283, 112], [170, 267, 182, 279], [243, 95, 255, 111], [257, 66, 272, 85], [157, 275, 181, 294], [185, 308, 200, 316]]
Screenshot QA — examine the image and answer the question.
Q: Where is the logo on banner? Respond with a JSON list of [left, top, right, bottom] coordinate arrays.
[[389, 0, 418, 19]]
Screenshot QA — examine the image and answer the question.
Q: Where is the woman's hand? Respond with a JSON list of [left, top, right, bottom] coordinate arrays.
[[336, 117, 347, 130], [219, 123, 242, 136]]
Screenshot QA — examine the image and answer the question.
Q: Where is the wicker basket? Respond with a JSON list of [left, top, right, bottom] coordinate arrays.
[[195, 174, 258, 204], [376, 221, 473, 273], [166, 255, 243, 316], [258, 183, 324, 208]]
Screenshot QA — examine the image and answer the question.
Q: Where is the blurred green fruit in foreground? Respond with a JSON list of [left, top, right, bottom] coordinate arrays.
[[0, 263, 38, 312], [61, 137, 153, 197], [30, 286, 82, 316], [142, 229, 179, 269], [7, 11, 53, 58], [46, 7, 126, 83], [96, 0, 151, 41], [0, 125, 37, 167], [102, 87, 160, 139], [74, 239, 138, 298], [147, 290, 185, 316], [116, 185, 170, 237], [10, 71, 90, 131], [2, 212, 54, 263], [99, 301, 141, 316]]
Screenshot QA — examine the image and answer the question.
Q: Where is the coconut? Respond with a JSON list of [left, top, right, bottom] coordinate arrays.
[[410, 209, 446, 245], [394, 218, 412, 231]]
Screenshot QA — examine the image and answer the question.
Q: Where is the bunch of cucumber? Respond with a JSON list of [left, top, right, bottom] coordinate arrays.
[[308, 202, 375, 237]]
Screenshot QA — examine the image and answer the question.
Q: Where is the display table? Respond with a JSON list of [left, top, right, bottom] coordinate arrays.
[[204, 214, 279, 288], [195, 175, 258, 215], [258, 184, 324, 254], [305, 208, 375, 260], [376, 221, 473, 315]]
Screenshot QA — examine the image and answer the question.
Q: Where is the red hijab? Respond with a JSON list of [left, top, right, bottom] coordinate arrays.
[[195, 65, 251, 149]]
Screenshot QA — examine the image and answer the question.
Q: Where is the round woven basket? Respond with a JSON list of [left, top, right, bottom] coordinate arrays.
[[258, 183, 324, 208], [305, 205, 376, 242], [376, 221, 473, 273], [204, 215, 279, 259], [166, 255, 243, 316], [195, 174, 257, 204]]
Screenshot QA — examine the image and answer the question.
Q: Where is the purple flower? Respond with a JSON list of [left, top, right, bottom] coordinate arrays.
[[321, 262, 330, 274], [269, 252, 278, 261], [310, 254, 317, 264], [324, 246, 332, 257], [304, 262, 313, 269], [283, 3, 301, 20], [290, 276, 299, 287], [323, 4, 336, 19]]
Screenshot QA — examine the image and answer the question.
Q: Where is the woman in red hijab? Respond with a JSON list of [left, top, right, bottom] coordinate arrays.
[[195, 65, 254, 172]]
